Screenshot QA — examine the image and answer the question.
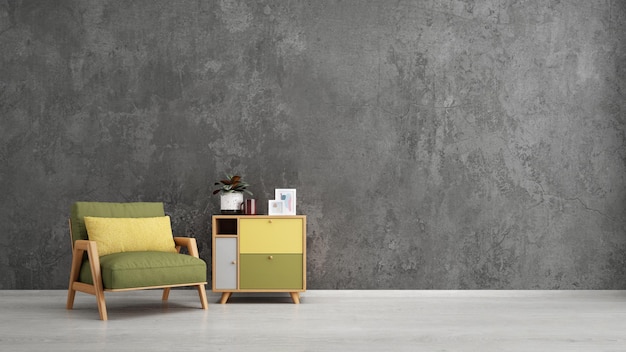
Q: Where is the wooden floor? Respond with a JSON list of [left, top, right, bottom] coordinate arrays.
[[1, 290, 625, 351]]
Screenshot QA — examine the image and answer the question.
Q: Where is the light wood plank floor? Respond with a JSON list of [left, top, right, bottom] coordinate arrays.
[[1, 290, 625, 351]]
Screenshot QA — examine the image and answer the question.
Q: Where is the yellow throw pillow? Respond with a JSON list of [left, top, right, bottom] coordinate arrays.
[[83, 216, 177, 256]]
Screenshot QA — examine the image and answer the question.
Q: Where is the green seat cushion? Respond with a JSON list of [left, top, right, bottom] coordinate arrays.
[[79, 251, 207, 290]]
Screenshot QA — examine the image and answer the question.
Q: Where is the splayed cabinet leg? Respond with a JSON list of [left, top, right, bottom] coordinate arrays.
[[220, 292, 232, 304], [290, 292, 300, 304]]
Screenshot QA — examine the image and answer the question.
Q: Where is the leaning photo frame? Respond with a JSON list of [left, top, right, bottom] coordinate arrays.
[[268, 200, 284, 215], [275, 188, 296, 215]]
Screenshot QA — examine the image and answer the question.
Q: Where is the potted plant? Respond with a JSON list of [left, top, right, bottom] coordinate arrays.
[[213, 175, 253, 214]]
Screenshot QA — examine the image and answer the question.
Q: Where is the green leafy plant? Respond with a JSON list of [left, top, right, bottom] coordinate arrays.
[[213, 175, 253, 195]]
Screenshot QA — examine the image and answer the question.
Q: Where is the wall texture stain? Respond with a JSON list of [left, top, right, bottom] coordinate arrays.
[[1, 0, 625, 289]]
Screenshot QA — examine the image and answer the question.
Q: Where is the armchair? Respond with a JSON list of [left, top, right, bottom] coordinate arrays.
[[66, 202, 208, 320]]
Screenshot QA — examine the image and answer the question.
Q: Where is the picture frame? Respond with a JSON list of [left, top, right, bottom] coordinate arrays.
[[275, 188, 296, 215], [268, 200, 284, 215]]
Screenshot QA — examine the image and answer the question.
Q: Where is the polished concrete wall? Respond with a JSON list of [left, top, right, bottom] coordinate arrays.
[[1, 0, 625, 289]]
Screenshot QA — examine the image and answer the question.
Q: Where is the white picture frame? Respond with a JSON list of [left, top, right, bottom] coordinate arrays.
[[275, 188, 296, 215], [268, 200, 284, 215]]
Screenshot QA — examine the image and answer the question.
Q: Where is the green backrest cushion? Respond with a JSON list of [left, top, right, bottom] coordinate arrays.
[[70, 202, 165, 244]]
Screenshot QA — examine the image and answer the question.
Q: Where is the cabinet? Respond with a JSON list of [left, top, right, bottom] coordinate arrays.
[[212, 215, 306, 304]]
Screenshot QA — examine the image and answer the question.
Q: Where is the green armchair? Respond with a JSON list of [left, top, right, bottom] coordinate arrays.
[[66, 202, 208, 320]]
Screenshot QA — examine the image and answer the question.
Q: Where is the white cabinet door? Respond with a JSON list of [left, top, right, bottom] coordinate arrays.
[[215, 237, 237, 290]]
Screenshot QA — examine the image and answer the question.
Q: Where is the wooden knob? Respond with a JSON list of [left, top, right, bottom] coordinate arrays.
[[231, 261, 237, 264]]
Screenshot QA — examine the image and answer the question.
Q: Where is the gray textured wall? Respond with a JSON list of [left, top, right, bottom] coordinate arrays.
[[1, 0, 625, 289]]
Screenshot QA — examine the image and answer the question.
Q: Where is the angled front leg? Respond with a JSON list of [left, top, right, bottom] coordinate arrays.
[[85, 241, 107, 321], [197, 284, 208, 309], [66, 246, 85, 310]]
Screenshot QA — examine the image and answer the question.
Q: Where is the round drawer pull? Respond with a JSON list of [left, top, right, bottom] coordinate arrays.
[[268, 255, 273, 260]]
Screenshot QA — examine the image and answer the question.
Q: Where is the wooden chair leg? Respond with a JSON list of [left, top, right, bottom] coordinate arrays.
[[162, 288, 171, 301], [95, 290, 107, 321], [87, 241, 108, 320], [66, 248, 84, 310], [197, 284, 208, 309], [66, 287, 77, 310]]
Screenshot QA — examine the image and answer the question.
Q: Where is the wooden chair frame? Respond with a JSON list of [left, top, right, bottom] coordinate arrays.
[[66, 220, 208, 320]]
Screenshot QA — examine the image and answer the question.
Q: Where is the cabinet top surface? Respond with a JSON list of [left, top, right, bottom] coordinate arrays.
[[212, 215, 306, 219]]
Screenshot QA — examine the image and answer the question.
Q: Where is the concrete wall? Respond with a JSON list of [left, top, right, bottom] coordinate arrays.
[[1, 0, 625, 289]]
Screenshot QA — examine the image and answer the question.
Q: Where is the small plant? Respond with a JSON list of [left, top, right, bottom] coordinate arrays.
[[213, 175, 253, 195]]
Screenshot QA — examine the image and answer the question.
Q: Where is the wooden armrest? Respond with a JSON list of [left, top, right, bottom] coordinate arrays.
[[73, 240, 101, 259], [173, 237, 200, 257], [73, 239, 94, 251]]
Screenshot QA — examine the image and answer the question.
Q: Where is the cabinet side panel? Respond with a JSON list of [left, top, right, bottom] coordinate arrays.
[[215, 237, 237, 290]]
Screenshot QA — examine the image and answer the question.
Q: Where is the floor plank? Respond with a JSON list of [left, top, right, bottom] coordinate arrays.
[[1, 290, 625, 351]]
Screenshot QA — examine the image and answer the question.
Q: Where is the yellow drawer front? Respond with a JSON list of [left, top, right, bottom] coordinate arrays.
[[240, 218, 303, 254]]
